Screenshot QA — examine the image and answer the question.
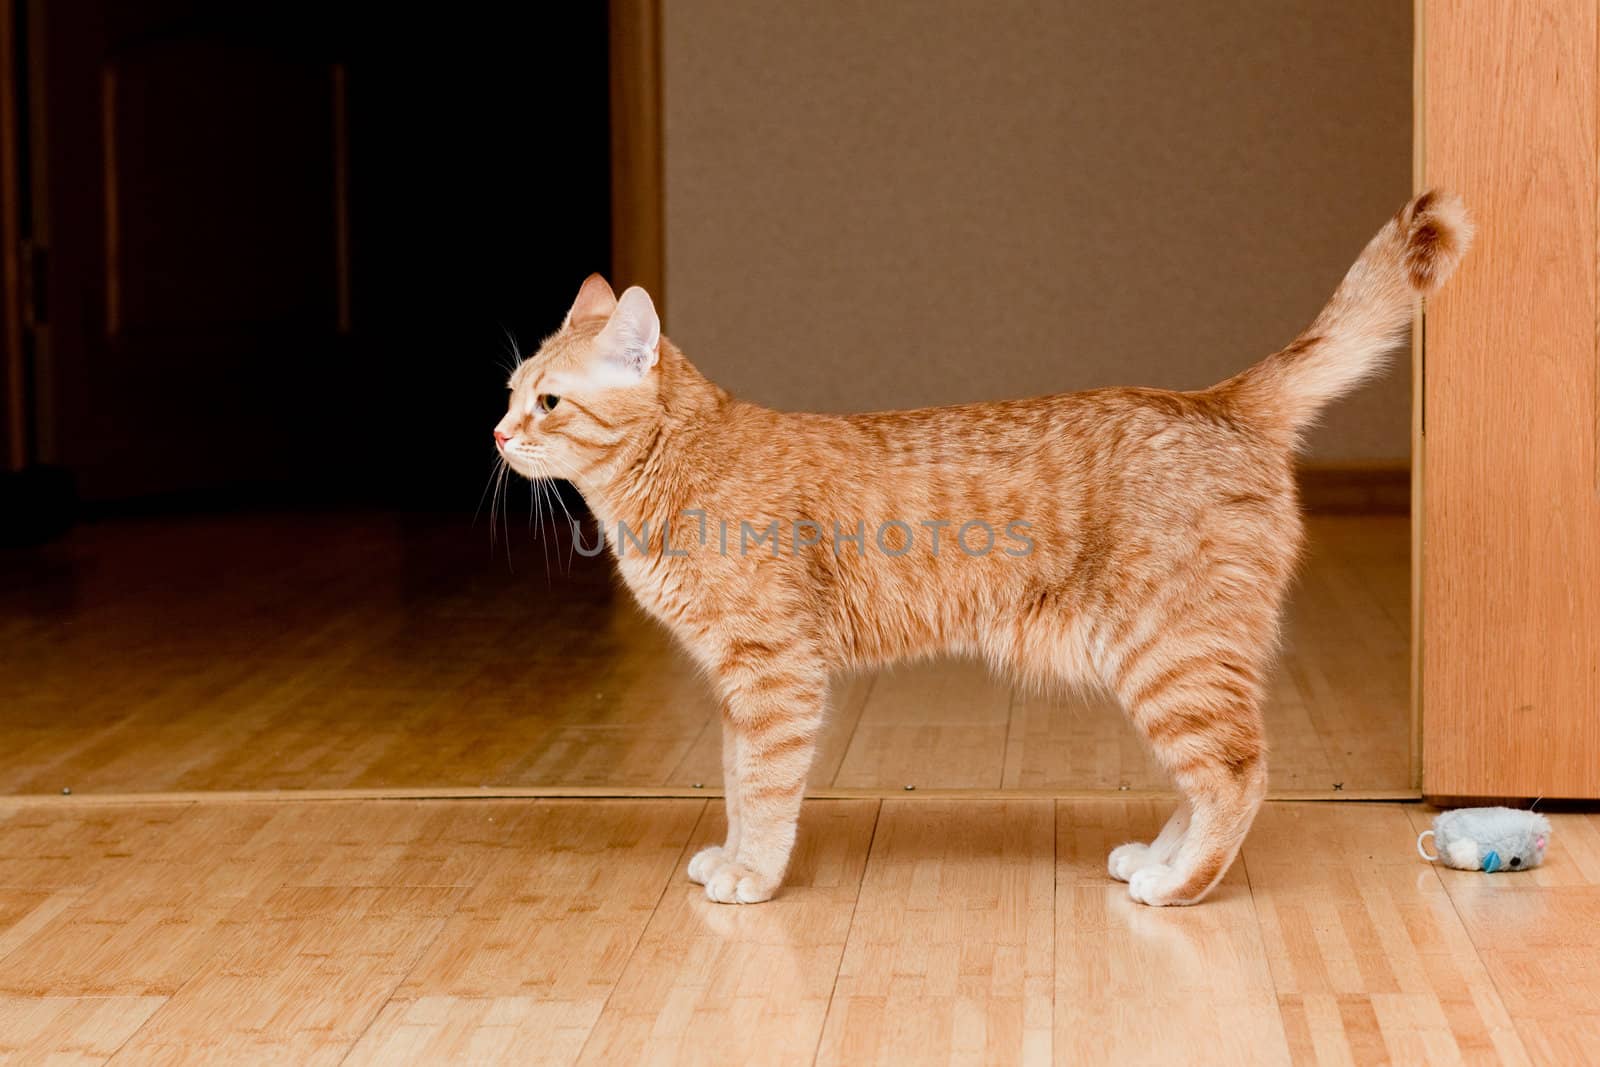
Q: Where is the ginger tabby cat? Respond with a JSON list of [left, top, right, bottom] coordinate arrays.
[[494, 191, 1469, 906]]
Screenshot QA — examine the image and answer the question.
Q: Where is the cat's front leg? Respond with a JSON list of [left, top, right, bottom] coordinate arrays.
[[691, 666, 825, 904], [687, 714, 742, 885]]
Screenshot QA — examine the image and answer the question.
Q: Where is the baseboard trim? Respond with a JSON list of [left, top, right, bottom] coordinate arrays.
[[1298, 462, 1410, 515]]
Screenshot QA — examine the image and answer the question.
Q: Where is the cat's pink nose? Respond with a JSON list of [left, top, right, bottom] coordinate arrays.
[[493, 430, 509, 448]]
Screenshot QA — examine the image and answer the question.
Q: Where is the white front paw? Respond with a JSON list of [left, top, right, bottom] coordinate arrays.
[[687, 845, 731, 885], [1108, 842, 1153, 882], [696, 855, 779, 904]]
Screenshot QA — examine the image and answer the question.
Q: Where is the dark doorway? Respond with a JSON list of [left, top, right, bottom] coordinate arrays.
[[19, 0, 611, 511]]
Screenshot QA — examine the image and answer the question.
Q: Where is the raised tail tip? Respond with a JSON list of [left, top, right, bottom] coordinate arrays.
[[1398, 189, 1473, 294]]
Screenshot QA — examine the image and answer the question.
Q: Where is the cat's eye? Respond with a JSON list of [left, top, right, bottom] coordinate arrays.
[[537, 394, 561, 413]]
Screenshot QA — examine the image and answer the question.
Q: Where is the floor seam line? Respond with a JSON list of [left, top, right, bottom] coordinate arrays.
[[330, 952, 436, 1067], [570, 798, 710, 1065], [1236, 841, 1297, 1064], [998, 684, 1021, 790], [1426, 835, 1538, 1063], [87, 802, 276, 1063], [662, 714, 715, 785], [1049, 797, 1058, 1064], [825, 675, 877, 789], [810, 797, 881, 1067]]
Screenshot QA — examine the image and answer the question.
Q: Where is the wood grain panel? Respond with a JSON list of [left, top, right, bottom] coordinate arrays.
[[1421, 0, 1600, 796], [1428, 811, 1600, 1062], [1055, 800, 1291, 1065], [1447, 887, 1600, 1064], [832, 661, 1012, 790], [0, 804, 191, 892], [109, 884, 464, 1065], [0, 806, 292, 996], [1243, 803, 1528, 1064], [5, 799, 1600, 1062], [813, 800, 1053, 1065], [577, 800, 877, 1065], [345, 995, 606, 1067], [390, 801, 699, 1003], [0, 995, 165, 1065]]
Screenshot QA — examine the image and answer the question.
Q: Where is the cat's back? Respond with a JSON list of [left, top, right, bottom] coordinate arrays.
[[726, 384, 1291, 507]]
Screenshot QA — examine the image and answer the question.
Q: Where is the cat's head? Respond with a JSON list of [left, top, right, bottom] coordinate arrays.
[[494, 274, 662, 487]]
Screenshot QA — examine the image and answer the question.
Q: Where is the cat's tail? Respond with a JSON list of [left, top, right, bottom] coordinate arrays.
[[1220, 190, 1472, 441]]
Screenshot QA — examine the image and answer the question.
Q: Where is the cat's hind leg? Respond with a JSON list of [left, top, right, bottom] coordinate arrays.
[[1107, 801, 1190, 882], [1114, 647, 1270, 906], [984, 607, 1196, 883], [1126, 750, 1265, 906]]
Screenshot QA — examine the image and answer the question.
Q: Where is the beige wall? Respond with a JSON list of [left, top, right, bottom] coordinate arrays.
[[662, 2, 1413, 462]]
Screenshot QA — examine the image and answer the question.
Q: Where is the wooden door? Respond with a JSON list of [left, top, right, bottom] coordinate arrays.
[[1421, 0, 1600, 797]]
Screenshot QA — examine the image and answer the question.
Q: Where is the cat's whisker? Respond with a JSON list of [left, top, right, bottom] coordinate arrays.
[[489, 456, 514, 566], [530, 476, 554, 583], [496, 321, 522, 374], [490, 461, 509, 553], [542, 454, 587, 575], [473, 454, 505, 530], [545, 482, 574, 575], [546, 463, 583, 574], [487, 460, 501, 552], [501, 463, 516, 571]]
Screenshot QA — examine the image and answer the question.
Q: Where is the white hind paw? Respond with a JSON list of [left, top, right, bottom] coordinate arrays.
[[1128, 864, 1203, 907], [1108, 842, 1155, 883], [1128, 864, 1177, 905]]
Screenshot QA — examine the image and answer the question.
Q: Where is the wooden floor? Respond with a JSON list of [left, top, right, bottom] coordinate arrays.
[[0, 512, 1410, 796], [1, 796, 1595, 1065]]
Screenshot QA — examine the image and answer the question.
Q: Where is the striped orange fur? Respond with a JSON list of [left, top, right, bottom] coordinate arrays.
[[495, 191, 1470, 906]]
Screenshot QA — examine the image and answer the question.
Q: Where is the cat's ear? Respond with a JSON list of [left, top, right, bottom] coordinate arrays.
[[594, 286, 660, 382], [563, 273, 618, 328]]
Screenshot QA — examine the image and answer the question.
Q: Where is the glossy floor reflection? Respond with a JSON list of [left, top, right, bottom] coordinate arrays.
[[1, 512, 1409, 795]]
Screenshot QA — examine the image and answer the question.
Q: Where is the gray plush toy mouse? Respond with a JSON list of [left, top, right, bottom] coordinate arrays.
[[1417, 807, 1551, 872]]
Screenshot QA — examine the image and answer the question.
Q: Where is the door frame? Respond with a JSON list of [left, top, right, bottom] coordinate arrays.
[[1410, 0, 1427, 791], [608, 0, 665, 304], [1416, 0, 1600, 799]]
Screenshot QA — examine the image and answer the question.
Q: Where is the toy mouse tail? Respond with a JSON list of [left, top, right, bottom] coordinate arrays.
[[1416, 829, 1438, 862]]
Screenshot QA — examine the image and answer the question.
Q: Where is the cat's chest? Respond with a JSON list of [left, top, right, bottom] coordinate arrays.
[[611, 551, 703, 632]]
